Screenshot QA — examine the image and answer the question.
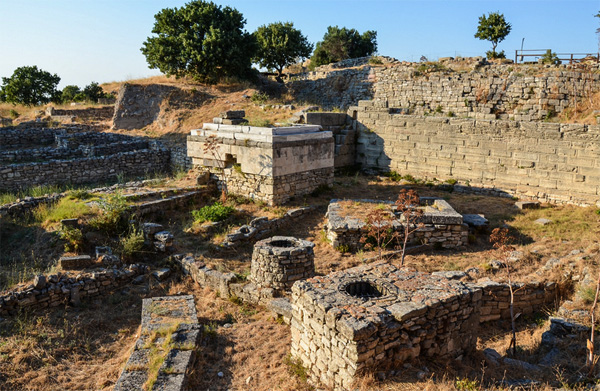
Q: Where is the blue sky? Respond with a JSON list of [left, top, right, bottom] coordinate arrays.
[[1, 0, 598, 88]]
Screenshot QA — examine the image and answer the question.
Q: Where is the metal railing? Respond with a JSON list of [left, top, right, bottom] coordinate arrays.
[[515, 49, 599, 64]]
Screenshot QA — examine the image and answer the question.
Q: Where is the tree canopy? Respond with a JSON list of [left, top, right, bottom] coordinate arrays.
[[253, 22, 312, 79], [474, 12, 512, 59], [0, 66, 60, 106], [310, 26, 377, 68], [140, 0, 256, 83]]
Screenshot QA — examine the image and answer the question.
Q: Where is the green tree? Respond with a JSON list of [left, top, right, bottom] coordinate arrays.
[[310, 26, 377, 68], [253, 22, 312, 80], [474, 12, 512, 59], [0, 66, 60, 106], [61, 85, 81, 103], [140, 0, 256, 83], [82, 82, 105, 102]]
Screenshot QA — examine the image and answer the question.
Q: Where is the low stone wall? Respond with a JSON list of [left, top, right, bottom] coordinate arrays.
[[170, 146, 193, 171], [46, 105, 114, 121], [326, 198, 468, 251], [55, 131, 133, 148], [354, 104, 600, 206], [130, 188, 210, 217], [114, 295, 200, 391], [0, 144, 170, 191], [0, 264, 147, 316], [305, 112, 357, 169], [479, 279, 558, 322], [0, 127, 63, 150], [291, 261, 481, 390], [290, 261, 560, 390]]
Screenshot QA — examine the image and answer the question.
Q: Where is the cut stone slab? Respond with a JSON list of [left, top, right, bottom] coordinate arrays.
[[515, 201, 540, 210], [152, 268, 171, 281], [462, 214, 489, 230], [534, 218, 553, 226], [59, 255, 93, 270], [142, 223, 164, 237], [219, 110, 245, 119]]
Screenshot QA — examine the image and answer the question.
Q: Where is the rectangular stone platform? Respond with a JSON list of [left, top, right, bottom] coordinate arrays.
[[326, 197, 468, 251], [114, 295, 200, 391], [187, 124, 334, 205]]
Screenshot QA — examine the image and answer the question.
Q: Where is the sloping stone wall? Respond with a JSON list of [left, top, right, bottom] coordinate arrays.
[[354, 103, 600, 206], [112, 84, 179, 130]]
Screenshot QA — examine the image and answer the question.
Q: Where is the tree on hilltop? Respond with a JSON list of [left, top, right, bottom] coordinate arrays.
[[253, 22, 312, 81], [0, 66, 60, 106], [310, 26, 377, 69], [140, 0, 256, 83], [474, 12, 512, 59]]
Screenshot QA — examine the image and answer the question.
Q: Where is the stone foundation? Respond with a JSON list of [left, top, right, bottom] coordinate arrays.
[[187, 124, 334, 205], [251, 236, 315, 291], [326, 198, 468, 251], [114, 295, 200, 391], [291, 261, 481, 390]]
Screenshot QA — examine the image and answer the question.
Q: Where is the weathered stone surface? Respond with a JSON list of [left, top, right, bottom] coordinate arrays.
[[219, 110, 245, 119], [516, 201, 541, 210], [152, 268, 171, 281], [59, 255, 93, 270], [534, 218, 553, 226], [115, 295, 200, 391]]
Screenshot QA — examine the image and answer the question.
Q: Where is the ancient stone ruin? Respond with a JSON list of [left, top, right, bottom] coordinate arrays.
[[0, 126, 170, 191], [291, 261, 481, 390], [187, 119, 334, 205], [326, 197, 468, 251], [114, 295, 200, 391], [251, 236, 315, 291]]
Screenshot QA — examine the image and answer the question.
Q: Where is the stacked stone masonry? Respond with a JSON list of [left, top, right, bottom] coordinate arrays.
[[0, 127, 171, 191], [289, 60, 600, 119], [114, 295, 200, 391], [187, 124, 334, 205], [291, 261, 559, 390], [326, 198, 468, 251], [251, 236, 315, 291], [0, 264, 146, 316], [353, 104, 600, 206]]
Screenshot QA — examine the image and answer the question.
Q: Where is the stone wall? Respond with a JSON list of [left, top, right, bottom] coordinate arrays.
[[288, 59, 600, 119], [0, 127, 62, 149], [0, 264, 146, 316], [46, 105, 114, 121], [305, 112, 357, 169], [287, 66, 375, 110], [326, 198, 468, 251], [0, 144, 170, 191], [354, 103, 600, 206], [112, 83, 179, 130], [290, 261, 560, 390]]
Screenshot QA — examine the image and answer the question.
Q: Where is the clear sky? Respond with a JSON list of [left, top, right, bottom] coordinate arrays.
[[1, 0, 598, 88]]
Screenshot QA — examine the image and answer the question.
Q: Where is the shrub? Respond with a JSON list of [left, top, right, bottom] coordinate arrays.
[[540, 49, 561, 65], [250, 91, 269, 104], [119, 226, 145, 262], [191, 202, 234, 223], [88, 192, 129, 235], [34, 197, 91, 226], [59, 226, 84, 253]]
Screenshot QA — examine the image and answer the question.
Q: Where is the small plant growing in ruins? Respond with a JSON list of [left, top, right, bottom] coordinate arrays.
[[59, 226, 84, 253], [119, 225, 145, 262], [360, 205, 398, 261], [489, 227, 518, 356], [586, 268, 600, 376], [541, 49, 561, 65], [395, 189, 425, 266], [191, 202, 234, 223], [250, 91, 269, 104], [88, 191, 129, 235]]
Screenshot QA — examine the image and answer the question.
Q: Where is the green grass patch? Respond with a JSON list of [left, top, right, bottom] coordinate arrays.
[[191, 202, 234, 223], [34, 197, 92, 227]]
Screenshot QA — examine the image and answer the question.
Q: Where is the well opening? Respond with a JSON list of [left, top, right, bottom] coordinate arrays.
[[270, 239, 295, 248], [344, 280, 383, 298]]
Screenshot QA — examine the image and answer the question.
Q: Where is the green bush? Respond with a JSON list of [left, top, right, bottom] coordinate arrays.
[[59, 226, 84, 253], [191, 202, 234, 223], [88, 192, 129, 235], [540, 49, 561, 65], [119, 226, 145, 261], [250, 91, 269, 104]]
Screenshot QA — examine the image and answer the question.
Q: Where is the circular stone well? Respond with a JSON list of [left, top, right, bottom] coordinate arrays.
[[251, 236, 315, 290]]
